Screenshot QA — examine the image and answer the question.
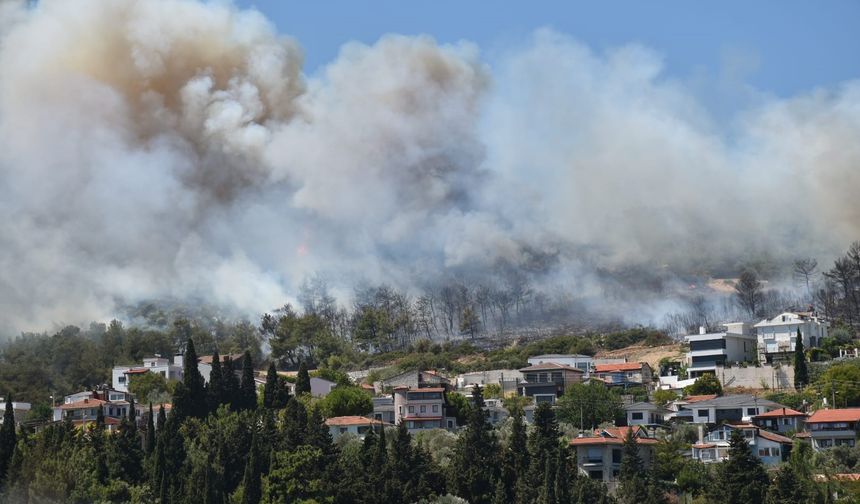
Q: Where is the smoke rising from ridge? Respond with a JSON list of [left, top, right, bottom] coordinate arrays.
[[0, 0, 858, 332]]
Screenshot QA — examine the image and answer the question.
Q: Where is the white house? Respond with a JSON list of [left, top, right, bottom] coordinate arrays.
[[289, 377, 337, 398], [806, 408, 860, 451], [680, 395, 785, 424], [112, 356, 183, 392], [325, 416, 387, 440], [455, 369, 522, 394], [692, 423, 792, 466], [755, 312, 828, 364], [625, 402, 668, 426], [0, 398, 31, 425], [685, 323, 756, 377]]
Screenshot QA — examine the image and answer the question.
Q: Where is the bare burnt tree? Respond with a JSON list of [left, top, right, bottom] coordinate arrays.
[[475, 285, 492, 331], [439, 285, 458, 336], [734, 269, 764, 319], [825, 256, 859, 324], [793, 258, 818, 301]]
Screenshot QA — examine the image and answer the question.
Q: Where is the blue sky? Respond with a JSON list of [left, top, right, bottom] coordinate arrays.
[[237, 0, 859, 98]]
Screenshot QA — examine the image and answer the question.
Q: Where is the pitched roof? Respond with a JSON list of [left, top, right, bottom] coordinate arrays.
[[625, 402, 666, 412], [519, 362, 583, 373], [807, 408, 860, 423], [686, 394, 782, 409], [123, 368, 150, 375], [199, 354, 244, 365], [692, 443, 716, 449], [757, 429, 793, 444], [753, 407, 807, 418], [570, 434, 658, 446], [594, 363, 643, 373], [59, 398, 107, 410], [324, 416, 385, 427]]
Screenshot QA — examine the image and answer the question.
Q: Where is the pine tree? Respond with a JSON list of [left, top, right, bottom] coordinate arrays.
[[765, 464, 809, 503], [386, 421, 417, 503], [527, 402, 560, 499], [794, 328, 809, 390], [207, 348, 224, 413], [716, 429, 769, 504], [617, 428, 648, 504], [296, 361, 311, 395], [0, 394, 17, 489], [109, 397, 144, 482], [492, 478, 509, 504], [241, 435, 262, 504], [282, 398, 308, 451], [263, 362, 278, 409], [239, 351, 257, 411], [145, 403, 156, 456]]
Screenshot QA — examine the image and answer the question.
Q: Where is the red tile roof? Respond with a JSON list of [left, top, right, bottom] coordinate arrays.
[[124, 368, 150, 375], [684, 394, 718, 403], [599, 426, 644, 439], [753, 407, 806, 418], [807, 408, 860, 423], [325, 416, 385, 427], [59, 399, 106, 410], [692, 443, 716, 449], [519, 362, 584, 373], [594, 363, 643, 373], [757, 429, 793, 444]]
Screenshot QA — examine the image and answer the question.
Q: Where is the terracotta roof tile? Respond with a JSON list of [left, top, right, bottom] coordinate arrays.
[[807, 408, 860, 423], [59, 399, 106, 410], [594, 363, 643, 373], [757, 429, 793, 444], [684, 394, 718, 403], [324, 416, 385, 427], [753, 407, 806, 418], [519, 362, 584, 373]]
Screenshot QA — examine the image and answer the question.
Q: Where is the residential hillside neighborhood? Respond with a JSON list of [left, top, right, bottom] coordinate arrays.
[[0, 309, 859, 502]]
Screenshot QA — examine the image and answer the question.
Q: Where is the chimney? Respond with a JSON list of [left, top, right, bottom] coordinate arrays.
[[699, 326, 706, 335], [697, 425, 704, 444]]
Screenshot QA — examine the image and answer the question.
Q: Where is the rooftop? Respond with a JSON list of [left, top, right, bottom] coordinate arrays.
[[807, 408, 860, 423], [59, 398, 107, 410], [594, 362, 644, 373], [685, 394, 782, 409], [528, 354, 592, 359], [683, 394, 718, 403], [753, 407, 807, 418], [325, 416, 386, 427], [519, 362, 584, 373]]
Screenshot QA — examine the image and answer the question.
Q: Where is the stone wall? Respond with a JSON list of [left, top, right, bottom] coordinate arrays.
[[716, 364, 794, 390]]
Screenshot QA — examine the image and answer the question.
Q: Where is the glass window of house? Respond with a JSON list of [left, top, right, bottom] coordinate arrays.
[[746, 408, 757, 416], [432, 405, 439, 412], [697, 409, 708, 417], [408, 406, 414, 413], [632, 412, 643, 420], [420, 405, 426, 413]]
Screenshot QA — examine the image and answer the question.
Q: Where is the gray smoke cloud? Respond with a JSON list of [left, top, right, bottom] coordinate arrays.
[[0, 0, 858, 332]]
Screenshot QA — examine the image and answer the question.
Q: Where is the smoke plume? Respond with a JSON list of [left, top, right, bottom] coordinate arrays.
[[0, 0, 858, 332]]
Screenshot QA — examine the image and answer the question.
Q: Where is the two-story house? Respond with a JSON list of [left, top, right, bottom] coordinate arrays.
[[51, 389, 136, 431], [685, 323, 756, 377], [752, 407, 808, 434], [112, 353, 243, 393], [371, 396, 396, 424], [569, 426, 657, 488], [592, 363, 653, 386], [393, 386, 457, 432], [527, 354, 593, 375], [375, 369, 451, 393], [0, 398, 31, 426], [517, 363, 584, 404], [806, 408, 860, 451], [691, 423, 792, 466], [680, 394, 785, 424], [754, 312, 828, 364]]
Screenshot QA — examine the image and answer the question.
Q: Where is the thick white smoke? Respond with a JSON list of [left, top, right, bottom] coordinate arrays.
[[0, 1, 857, 332]]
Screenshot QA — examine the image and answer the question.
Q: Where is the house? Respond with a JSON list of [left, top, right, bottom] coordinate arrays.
[[392, 386, 457, 432], [752, 407, 808, 434], [691, 423, 792, 466], [289, 377, 338, 398], [680, 395, 785, 424], [755, 312, 828, 364], [665, 394, 718, 423], [592, 362, 653, 386], [371, 396, 396, 424], [685, 323, 756, 377], [0, 398, 31, 426], [624, 402, 668, 426], [483, 398, 509, 426], [517, 363, 584, 404], [112, 353, 243, 393], [527, 354, 593, 375], [325, 416, 388, 440], [375, 369, 450, 393], [806, 408, 860, 451], [454, 369, 522, 395], [51, 389, 136, 432], [569, 426, 658, 488]]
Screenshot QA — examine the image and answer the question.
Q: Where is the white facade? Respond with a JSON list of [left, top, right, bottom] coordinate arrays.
[[692, 424, 790, 466], [683, 395, 784, 424], [112, 356, 183, 393], [755, 312, 828, 363], [685, 323, 756, 377], [625, 402, 668, 426]]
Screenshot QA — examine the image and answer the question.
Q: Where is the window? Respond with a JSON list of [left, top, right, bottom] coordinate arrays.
[[374, 413, 382, 421], [399, 406, 403, 415], [782, 418, 791, 425], [744, 430, 754, 439], [118, 376, 126, 384], [818, 439, 833, 448], [586, 447, 603, 463], [631, 412, 644, 420], [697, 409, 709, 418], [612, 449, 622, 464], [746, 408, 757, 416], [759, 448, 770, 457], [588, 471, 603, 480], [339, 427, 347, 434], [408, 406, 415, 413], [420, 405, 426, 413], [772, 448, 780, 456], [432, 405, 439, 413]]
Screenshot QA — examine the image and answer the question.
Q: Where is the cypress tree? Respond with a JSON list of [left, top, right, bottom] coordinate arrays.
[[540, 452, 556, 504], [492, 478, 508, 504], [180, 337, 206, 418], [263, 362, 278, 409], [616, 428, 649, 504], [0, 395, 17, 488], [241, 435, 262, 504], [527, 402, 559, 499], [157, 404, 166, 431], [145, 403, 156, 456], [239, 351, 257, 411], [282, 398, 308, 450], [765, 464, 809, 503], [386, 421, 416, 503], [207, 348, 224, 413], [450, 386, 499, 504], [716, 429, 769, 504], [555, 448, 570, 504], [296, 361, 311, 395], [159, 471, 169, 504], [223, 356, 240, 409], [93, 407, 108, 484], [794, 328, 809, 390]]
